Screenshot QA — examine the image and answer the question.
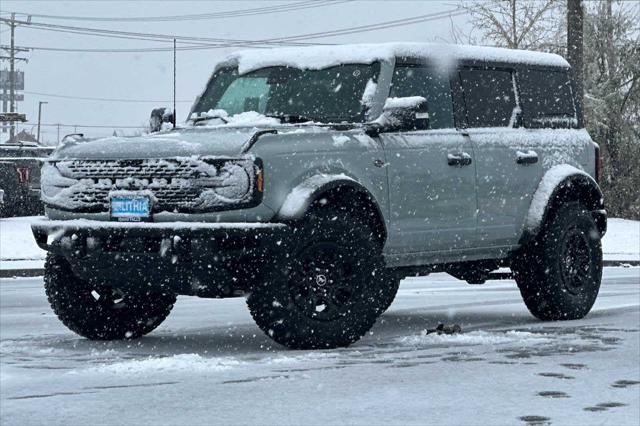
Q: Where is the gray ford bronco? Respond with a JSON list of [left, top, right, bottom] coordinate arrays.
[[33, 43, 606, 349]]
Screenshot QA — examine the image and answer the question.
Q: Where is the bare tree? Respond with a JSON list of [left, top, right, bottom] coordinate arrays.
[[583, 0, 640, 217], [458, 0, 560, 50], [457, 0, 640, 218]]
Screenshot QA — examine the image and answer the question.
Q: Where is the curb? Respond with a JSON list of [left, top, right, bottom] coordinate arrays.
[[1, 261, 638, 279], [603, 260, 640, 267], [0, 269, 45, 278]]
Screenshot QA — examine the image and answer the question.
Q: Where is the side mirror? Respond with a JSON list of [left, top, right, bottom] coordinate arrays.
[[149, 107, 175, 133], [374, 96, 429, 133]]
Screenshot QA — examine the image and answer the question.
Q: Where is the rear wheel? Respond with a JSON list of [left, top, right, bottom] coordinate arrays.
[[44, 253, 176, 340], [247, 206, 392, 349], [512, 202, 602, 321]]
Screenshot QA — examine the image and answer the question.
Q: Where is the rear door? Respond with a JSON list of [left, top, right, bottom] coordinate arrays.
[[381, 61, 477, 254], [459, 67, 543, 247]]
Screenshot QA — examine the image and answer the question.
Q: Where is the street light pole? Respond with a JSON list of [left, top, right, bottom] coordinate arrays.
[[37, 101, 47, 143]]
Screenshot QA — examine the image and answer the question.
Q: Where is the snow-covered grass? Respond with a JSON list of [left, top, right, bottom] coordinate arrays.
[[603, 218, 640, 262], [0, 216, 638, 270], [0, 216, 47, 263]]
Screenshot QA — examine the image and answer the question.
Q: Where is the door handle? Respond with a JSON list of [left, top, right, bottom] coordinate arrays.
[[516, 150, 538, 165], [373, 159, 386, 168], [447, 152, 472, 167]]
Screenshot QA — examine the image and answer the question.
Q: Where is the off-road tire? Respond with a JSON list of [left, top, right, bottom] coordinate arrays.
[[512, 202, 603, 321], [247, 206, 392, 349], [44, 253, 176, 340], [379, 272, 401, 313]]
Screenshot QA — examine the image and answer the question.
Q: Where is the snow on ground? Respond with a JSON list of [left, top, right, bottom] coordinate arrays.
[[604, 218, 640, 262], [0, 217, 47, 261], [0, 216, 47, 271], [1, 217, 638, 271], [1, 269, 639, 425]]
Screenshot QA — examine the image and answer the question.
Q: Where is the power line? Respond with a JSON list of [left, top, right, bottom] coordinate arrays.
[[39, 123, 144, 129], [3, 9, 467, 54], [24, 90, 193, 103], [0, 18, 328, 47], [6, 1, 348, 23], [268, 10, 468, 42]]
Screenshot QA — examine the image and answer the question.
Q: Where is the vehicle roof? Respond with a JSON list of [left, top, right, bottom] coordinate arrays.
[[220, 42, 570, 74]]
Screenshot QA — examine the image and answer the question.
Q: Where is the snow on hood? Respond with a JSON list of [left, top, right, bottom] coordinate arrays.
[[49, 128, 262, 160], [220, 42, 569, 75], [48, 123, 336, 161]]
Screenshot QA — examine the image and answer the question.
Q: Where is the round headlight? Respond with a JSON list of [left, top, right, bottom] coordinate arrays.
[[41, 162, 77, 198], [212, 163, 251, 200]]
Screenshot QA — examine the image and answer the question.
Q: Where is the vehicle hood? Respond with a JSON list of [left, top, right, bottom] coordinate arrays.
[[49, 127, 270, 160]]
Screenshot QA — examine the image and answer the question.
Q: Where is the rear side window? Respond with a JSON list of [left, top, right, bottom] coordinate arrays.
[[389, 65, 454, 129], [460, 68, 517, 127], [519, 69, 576, 128]]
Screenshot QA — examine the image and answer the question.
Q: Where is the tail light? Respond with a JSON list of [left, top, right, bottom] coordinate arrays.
[[594, 145, 601, 183], [16, 167, 31, 183]]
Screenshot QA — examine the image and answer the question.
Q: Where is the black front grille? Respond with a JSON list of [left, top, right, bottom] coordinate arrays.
[[50, 157, 260, 213], [58, 158, 204, 179]]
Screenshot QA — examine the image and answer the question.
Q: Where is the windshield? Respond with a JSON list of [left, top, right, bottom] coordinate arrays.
[[191, 63, 380, 124]]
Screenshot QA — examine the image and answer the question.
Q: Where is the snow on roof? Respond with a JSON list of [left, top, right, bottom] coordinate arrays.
[[221, 43, 569, 74]]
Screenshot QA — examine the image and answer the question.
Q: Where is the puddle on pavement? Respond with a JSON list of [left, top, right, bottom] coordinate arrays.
[[559, 363, 587, 370], [537, 391, 569, 398], [611, 379, 640, 388], [596, 401, 627, 408], [518, 414, 552, 425], [538, 372, 575, 380]]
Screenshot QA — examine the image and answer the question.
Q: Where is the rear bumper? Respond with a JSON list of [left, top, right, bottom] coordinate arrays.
[[32, 219, 290, 297]]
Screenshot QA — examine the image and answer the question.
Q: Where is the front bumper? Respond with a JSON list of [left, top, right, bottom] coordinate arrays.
[[32, 219, 290, 297]]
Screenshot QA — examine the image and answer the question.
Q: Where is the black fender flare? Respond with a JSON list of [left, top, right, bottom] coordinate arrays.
[[275, 173, 387, 240], [522, 165, 606, 242]]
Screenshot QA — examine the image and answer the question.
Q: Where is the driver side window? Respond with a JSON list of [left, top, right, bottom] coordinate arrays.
[[390, 65, 454, 129], [216, 77, 270, 116]]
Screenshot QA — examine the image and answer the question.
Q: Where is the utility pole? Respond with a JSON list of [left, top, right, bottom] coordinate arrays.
[[1, 84, 5, 134], [57, 123, 60, 145], [37, 101, 47, 143], [173, 38, 177, 129], [567, 0, 584, 121], [9, 13, 16, 139], [0, 14, 29, 138]]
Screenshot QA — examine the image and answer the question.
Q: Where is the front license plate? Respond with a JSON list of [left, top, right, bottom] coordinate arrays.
[[110, 196, 151, 221]]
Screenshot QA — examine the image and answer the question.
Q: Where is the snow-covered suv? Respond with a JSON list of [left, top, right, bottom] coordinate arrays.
[[32, 43, 606, 349]]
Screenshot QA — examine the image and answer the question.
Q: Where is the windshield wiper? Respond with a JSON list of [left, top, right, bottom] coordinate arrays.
[[190, 114, 229, 125], [266, 114, 318, 124]]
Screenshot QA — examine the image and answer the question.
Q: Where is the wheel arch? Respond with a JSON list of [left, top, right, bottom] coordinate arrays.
[[522, 165, 606, 243], [275, 174, 387, 245]]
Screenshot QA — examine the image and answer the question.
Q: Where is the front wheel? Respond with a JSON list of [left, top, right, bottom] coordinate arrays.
[[247, 206, 392, 349], [44, 254, 176, 340], [512, 202, 603, 321]]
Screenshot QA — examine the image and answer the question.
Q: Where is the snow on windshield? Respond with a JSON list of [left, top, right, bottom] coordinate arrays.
[[189, 110, 281, 128]]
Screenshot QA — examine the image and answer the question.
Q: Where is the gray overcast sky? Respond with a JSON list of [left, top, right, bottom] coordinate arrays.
[[0, 0, 471, 143]]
